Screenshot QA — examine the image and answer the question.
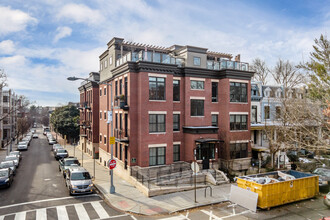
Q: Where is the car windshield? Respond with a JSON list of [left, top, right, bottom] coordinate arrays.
[[0, 170, 8, 177], [64, 160, 79, 166], [71, 172, 91, 180], [5, 157, 17, 161], [10, 152, 19, 156], [0, 163, 13, 168], [314, 169, 330, 177], [57, 149, 67, 153]]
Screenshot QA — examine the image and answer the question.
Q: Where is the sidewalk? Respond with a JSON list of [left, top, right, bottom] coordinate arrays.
[[60, 141, 231, 216]]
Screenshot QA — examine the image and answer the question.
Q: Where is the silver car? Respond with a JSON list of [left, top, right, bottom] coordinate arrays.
[[5, 155, 19, 168], [0, 161, 16, 175], [9, 151, 22, 161], [65, 166, 93, 195], [17, 141, 28, 151]]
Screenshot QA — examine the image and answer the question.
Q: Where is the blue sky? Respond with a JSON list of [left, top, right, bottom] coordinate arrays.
[[0, 0, 329, 106]]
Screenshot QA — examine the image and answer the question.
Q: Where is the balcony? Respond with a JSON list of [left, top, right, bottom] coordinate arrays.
[[114, 96, 129, 110], [114, 128, 129, 143], [116, 51, 184, 67], [207, 60, 249, 71]]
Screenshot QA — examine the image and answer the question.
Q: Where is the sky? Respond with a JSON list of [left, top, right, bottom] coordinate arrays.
[[0, 0, 329, 106]]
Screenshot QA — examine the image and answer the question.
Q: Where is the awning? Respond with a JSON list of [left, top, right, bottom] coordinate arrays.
[[252, 146, 269, 152], [195, 138, 224, 144]]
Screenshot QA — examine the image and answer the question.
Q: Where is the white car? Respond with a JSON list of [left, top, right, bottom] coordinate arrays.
[[49, 139, 56, 145], [33, 134, 38, 138], [5, 155, 19, 168], [10, 151, 22, 161], [17, 141, 28, 151]]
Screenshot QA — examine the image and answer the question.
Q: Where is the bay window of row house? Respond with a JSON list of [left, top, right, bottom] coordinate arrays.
[[173, 114, 180, 131], [149, 114, 166, 133], [149, 77, 165, 100], [173, 80, 180, 101], [173, 145, 180, 162], [264, 106, 270, 119], [230, 143, 248, 159], [251, 105, 257, 123], [230, 115, 248, 130], [191, 100, 204, 116], [230, 82, 247, 102], [149, 147, 166, 166], [191, 80, 204, 90]]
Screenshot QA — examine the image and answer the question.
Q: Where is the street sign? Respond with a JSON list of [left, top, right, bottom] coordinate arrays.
[[108, 159, 116, 169], [109, 136, 115, 144], [191, 162, 200, 173]]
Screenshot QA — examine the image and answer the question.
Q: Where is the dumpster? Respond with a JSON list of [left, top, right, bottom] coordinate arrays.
[[236, 170, 319, 209]]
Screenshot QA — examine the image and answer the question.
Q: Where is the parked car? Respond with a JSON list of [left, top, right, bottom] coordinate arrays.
[[49, 139, 57, 145], [17, 141, 28, 151], [5, 155, 19, 168], [9, 151, 22, 161], [33, 134, 38, 138], [53, 146, 64, 155], [59, 157, 80, 177], [65, 166, 93, 195], [0, 161, 16, 175], [55, 149, 68, 160], [313, 168, 330, 192], [53, 144, 62, 151], [0, 168, 14, 188]]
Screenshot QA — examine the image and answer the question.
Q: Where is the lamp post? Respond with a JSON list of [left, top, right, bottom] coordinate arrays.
[[67, 76, 115, 194]]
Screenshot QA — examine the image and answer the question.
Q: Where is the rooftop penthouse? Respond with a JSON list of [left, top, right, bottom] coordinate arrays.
[[99, 37, 249, 81]]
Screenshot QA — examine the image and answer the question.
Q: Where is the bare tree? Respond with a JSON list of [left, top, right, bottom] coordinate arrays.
[[0, 68, 8, 89], [272, 59, 304, 89], [250, 58, 269, 85]]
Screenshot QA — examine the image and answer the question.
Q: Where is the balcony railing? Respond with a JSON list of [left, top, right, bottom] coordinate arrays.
[[114, 128, 129, 143], [207, 60, 249, 71], [116, 51, 184, 67]]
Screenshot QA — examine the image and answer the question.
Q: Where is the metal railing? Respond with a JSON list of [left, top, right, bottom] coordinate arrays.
[[207, 60, 249, 71]]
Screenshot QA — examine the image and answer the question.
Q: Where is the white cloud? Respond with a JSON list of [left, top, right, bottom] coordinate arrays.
[[0, 6, 37, 36], [0, 40, 15, 54], [53, 26, 72, 43], [57, 3, 104, 25]]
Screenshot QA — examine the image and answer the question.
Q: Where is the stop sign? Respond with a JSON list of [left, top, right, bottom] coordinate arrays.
[[108, 159, 116, 169]]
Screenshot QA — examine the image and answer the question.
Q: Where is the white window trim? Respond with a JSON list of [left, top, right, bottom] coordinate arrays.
[[211, 79, 219, 82], [229, 112, 248, 115], [173, 111, 181, 114], [211, 112, 219, 115], [229, 79, 249, 83], [148, 111, 167, 114], [173, 77, 181, 80], [148, 143, 167, 148], [173, 141, 181, 145], [230, 140, 249, 144], [148, 73, 167, 78], [190, 96, 205, 100], [190, 77, 205, 81], [124, 74, 128, 77]]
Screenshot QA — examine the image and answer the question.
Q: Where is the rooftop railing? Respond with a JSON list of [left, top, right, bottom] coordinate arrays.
[[116, 51, 184, 67], [207, 60, 249, 71]]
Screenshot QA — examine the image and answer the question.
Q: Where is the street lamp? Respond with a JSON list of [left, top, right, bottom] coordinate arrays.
[[67, 76, 115, 194]]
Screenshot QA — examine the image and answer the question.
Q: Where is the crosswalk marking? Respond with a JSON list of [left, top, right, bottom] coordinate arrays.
[[14, 211, 26, 220], [36, 208, 47, 220], [91, 201, 109, 219], [74, 203, 90, 220], [56, 206, 69, 220]]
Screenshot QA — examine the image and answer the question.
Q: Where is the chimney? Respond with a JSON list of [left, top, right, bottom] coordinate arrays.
[[235, 54, 241, 62]]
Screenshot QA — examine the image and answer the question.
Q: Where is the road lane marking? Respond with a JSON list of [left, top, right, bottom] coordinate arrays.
[[201, 210, 221, 220], [57, 206, 69, 220], [14, 211, 26, 220], [91, 201, 109, 219], [74, 203, 90, 220], [0, 194, 100, 209], [36, 208, 47, 220]]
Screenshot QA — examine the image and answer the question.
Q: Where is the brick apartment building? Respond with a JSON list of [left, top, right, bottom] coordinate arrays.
[[78, 72, 100, 158], [80, 37, 254, 176]]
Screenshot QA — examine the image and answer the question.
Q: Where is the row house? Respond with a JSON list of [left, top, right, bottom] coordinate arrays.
[[0, 89, 19, 148], [92, 37, 254, 176], [78, 72, 100, 158]]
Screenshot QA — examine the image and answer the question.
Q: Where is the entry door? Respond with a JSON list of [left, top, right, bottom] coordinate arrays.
[[124, 146, 128, 170]]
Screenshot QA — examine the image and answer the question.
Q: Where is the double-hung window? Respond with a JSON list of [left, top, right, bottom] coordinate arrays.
[[230, 143, 248, 159], [230, 82, 247, 102], [191, 80, 204, 90], [149, 114, 166, 133], [191, 99, 204, 116], [149, 77, 165, 100], [211, 114, 218, 126], [173, 145, 180, 162], [173, 80, 180, 101], [173, 114, 180, 131], [149, 147, 166, 166], [230, 115, 248, 130], [212, 82, 218, 102], [264, 106, 270, 119]]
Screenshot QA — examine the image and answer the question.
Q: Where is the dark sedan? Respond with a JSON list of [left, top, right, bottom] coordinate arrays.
[[0, 168, 14, 188]]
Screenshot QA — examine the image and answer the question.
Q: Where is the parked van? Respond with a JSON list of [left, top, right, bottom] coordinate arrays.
[[65, 166, 93, 195]]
